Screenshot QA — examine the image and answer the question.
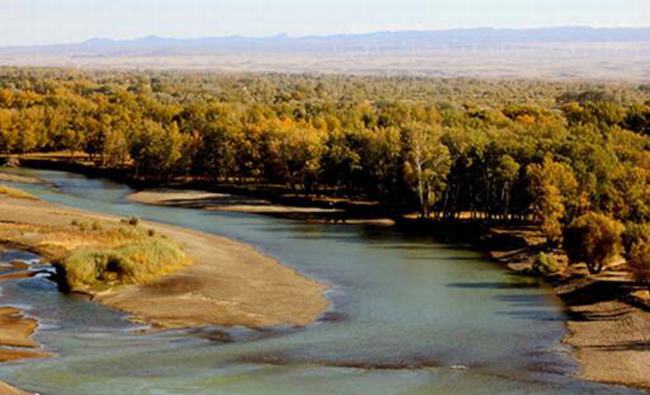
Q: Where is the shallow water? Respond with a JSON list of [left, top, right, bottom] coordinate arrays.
[[0, 168, 642, 394]]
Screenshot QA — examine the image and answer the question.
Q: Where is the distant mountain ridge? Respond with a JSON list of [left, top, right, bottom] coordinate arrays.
[[3, 27, 650, 56], [1, 27, 649, 80]]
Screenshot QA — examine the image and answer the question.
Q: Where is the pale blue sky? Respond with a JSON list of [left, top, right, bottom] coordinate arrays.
[[0, 0, 648, 46]]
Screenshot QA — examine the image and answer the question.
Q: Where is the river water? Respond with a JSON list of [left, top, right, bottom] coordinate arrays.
[[0, 168, 641, 394]]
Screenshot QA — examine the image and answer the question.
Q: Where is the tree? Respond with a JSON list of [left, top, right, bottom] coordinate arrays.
[[102, 129, 130, 167], [628, 240, 650, 286], [13, 107, 43, 154], [271, 122, 326, 195], [195, 120, 239, 182], [624, 104, 650, 136], [0, 109, 17, 155], [403, 122, 451, 218], [361, 126, 403, 200], [622, 223, 650, 285], [130, 120, 183, 179], [321, 129, 362, 194], [564, 212, 624, 274], [494, 155, 520, 220], [527, 155, 579, 246]]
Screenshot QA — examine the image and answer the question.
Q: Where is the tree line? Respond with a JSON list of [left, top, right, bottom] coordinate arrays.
[[0, 68, 649, 279]]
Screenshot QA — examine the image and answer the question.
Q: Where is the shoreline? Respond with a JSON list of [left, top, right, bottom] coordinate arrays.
[[130, 186, 650, 389], [0, 263, 50, 395], [0, 182, 331, 394], [558, 279, 650, 389], [128, 189, 397, 226], [2, 166, 649, 390], [12, 158, 401, 226], [489, 233, 650, 390], [0, 381, 30, 395], [129, 189, 650, 389], [0, 196, 329, 329], [0, 306, 50, 364]]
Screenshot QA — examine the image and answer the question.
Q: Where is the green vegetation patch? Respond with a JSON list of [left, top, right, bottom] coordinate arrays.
[[57, 223, 190, 292], [532, 252, 562, 276]]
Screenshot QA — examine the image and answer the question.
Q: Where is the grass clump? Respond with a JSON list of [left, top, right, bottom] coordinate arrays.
[[532, 252, 562, 275], [0, 184, 38, 200], [59, 237, 189, 291], [55, 219, 190, 291], [120, 217, 140, 226]]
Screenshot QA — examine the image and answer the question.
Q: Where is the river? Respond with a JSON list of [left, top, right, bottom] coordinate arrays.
[[0, 168, 641, 394]]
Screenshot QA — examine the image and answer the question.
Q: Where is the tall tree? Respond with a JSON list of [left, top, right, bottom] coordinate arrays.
[[403, 122, 451, 218], [527, 155, 579, 246]]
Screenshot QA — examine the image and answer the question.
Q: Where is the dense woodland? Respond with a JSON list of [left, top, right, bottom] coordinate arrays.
[[0, 68, 649, 279]]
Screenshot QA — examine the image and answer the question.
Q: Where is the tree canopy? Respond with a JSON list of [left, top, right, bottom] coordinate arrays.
[[0, 68, 648, 274]]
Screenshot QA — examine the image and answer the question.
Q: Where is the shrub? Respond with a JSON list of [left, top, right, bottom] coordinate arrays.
[[628, 240, 650, 286], [621, 223, 650, 285], [622, 223, 650, 258], [532, 253, 562, 275], [564, 212, 624, 274], [121, 217, 140, 226], [59, 237, 190, 291]]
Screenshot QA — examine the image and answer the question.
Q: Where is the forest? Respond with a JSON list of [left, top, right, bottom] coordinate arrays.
[[0, 67, 649, 280]]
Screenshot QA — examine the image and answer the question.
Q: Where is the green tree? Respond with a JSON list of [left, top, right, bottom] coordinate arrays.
[[564, 212, 624, 274], [130, 121, 183, 179], [628, 241, 650, 286], [0, 109, 17, 155], [527, 155, 579, 246], [403, 122, 451, 218], [271, 122, 326, 195], [622, 223, 650, 285], [494, 155, 520, 220]]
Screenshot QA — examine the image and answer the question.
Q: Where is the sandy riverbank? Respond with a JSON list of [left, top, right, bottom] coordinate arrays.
[[0, 306, 49, 364], [129, 189, 396, 226], [129, 190, 340, 215], [0, 299, 48, 395], [0, 195, 329, 329], [489, 231, 650, 390], [559, 279, 650, 389], [0, 254, 51, 395], [0, 381, 30, 395], [0, 173, 43, 186]]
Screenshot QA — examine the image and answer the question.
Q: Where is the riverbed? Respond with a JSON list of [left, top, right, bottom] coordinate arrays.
[[0, 168, 642, 394]]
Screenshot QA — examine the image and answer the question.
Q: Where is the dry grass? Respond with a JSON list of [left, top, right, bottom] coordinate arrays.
[[56, 220, 190, 291], [60, 236, 190, 291], [0, 217, 190, 292], [0, 184, 38, 201]]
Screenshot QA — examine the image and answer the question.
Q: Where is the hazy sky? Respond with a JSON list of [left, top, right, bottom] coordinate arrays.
[[0, 0, 649, 46]]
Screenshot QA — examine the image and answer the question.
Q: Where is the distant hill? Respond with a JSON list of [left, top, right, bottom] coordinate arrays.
[[1, 27, 649, 80], [3, 27, 650, 56]]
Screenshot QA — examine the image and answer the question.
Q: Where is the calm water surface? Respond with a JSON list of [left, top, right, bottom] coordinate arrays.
[[0, 168, 641, 394]]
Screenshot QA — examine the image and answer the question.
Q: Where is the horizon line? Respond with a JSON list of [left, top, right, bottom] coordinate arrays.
[[4, 25, 650, 49]]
